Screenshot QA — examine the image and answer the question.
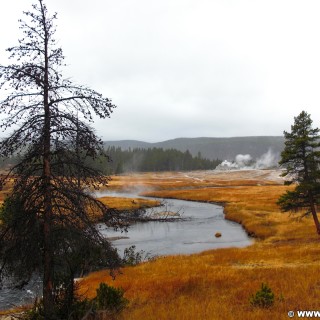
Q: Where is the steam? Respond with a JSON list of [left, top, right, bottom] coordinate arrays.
[[235, 154, 252, 167], [255, 149, 278, 169], [215, 149, 279, 170]]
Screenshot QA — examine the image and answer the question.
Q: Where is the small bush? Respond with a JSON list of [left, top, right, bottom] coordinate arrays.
[[95, 282, 128, 313], [250, 283, 275, 308], [21, 297, 93, 320], [122, 245, 156, 266], [122, 245, 144, 266], [22, 283, 128, 319]]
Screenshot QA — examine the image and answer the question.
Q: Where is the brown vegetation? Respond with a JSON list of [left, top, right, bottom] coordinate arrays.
[[98, 197, 160, 211], [106, 170, 284, 192], [79, 170, 320, 320]]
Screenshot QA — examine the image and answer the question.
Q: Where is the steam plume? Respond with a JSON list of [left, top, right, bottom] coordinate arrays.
[[215, 149, 279, 170]]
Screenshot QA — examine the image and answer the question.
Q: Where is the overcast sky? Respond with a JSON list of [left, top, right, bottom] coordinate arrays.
[[1, 0, 320, 142]]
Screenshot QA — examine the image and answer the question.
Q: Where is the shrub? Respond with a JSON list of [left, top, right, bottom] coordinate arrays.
[[95, 282, 128, 313], [22, 283, 128, 319], [122, 245, 156, 266], [122, 245, 144, 266], [250, 283, 275, 308], [21, 296, 93, 320]]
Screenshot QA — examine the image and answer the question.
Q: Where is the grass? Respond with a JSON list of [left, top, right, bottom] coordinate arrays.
[[1, 170, 319, 319], [79, 170, 320, 320], [98, 196, 160, 211], [106, 170, 281, 192]]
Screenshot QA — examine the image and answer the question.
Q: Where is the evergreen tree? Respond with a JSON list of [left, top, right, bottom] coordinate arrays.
[[0, 1, 121, 318], [278, 111, 320, 234]]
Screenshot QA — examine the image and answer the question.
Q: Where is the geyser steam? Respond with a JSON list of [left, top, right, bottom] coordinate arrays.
[[215, 149, 279, 170], [235, 154, 252, 167]]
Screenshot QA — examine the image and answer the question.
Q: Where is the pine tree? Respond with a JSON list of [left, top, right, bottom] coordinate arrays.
[[278, 111, 320, 234], [0, 1, 122, 318]]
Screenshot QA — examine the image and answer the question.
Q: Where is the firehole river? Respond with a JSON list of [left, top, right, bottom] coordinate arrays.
[[0, 192, 252, 310]]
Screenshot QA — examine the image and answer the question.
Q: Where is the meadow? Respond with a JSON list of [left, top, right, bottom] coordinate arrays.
[[79, 170, 320, 320]]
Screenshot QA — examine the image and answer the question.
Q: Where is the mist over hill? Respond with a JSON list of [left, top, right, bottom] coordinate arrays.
[[104, 136, 284, 162]]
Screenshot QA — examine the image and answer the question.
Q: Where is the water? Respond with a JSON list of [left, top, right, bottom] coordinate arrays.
[[98, 192, 252, 256], [0, 192, 252, 310], [0, 277, 42, 311]]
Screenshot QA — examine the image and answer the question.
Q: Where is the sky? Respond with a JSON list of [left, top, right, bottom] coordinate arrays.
[[1, 0, 320, 142]]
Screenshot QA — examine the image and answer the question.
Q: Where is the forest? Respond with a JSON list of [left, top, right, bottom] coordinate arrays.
[[104, 147, 221, 173], [0, 147, 221, 174]]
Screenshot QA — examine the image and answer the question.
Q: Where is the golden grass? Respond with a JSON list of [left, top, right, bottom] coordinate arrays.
[[98, 196, 160, 211], [79, 171, 320, 320], [106, 170, 283, 192]]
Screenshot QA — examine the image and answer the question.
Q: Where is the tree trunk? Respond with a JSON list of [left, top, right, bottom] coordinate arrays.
[[41, 1, 55, 317], [66, 271, 75, 314], [43, 204, 54, 318], [309, 194, 320, 235], [42, 109, 55, 315]]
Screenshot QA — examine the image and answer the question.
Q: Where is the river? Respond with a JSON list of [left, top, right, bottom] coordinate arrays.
[[98, 192, 252, 256], [0, 193, 252, 310]]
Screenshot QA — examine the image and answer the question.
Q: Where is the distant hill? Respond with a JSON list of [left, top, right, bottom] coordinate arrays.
[[104, 136, 285, 161]]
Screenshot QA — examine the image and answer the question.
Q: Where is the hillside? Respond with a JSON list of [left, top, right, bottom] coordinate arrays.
[[104, 136, 284, 161]]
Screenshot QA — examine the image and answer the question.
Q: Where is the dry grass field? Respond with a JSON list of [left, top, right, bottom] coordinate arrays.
[[1, 170, 319, 319], [79, 170, 320, 320]]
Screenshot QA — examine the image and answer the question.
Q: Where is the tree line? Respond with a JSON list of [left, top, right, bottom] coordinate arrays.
[[103, 147, 221, 174], [0, 147, 221, 174]]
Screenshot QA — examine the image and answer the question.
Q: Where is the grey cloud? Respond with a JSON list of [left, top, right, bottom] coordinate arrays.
[[2, 0, 320, 141]]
